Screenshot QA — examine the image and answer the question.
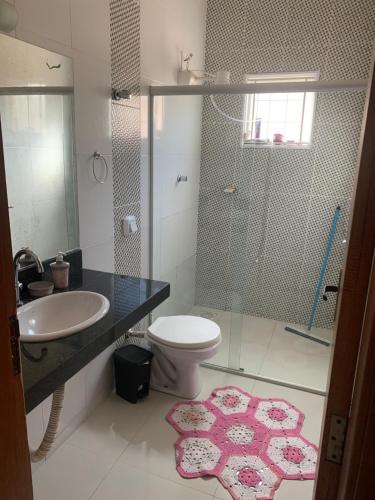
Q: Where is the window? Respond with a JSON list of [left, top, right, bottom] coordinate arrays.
[[242, 72, 318, 148]]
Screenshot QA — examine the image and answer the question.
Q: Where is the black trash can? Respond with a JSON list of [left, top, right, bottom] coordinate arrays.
[[114, 344, 153, 404]]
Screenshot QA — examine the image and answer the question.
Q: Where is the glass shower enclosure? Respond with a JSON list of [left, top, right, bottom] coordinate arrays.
[[150, 79, 367, 395]]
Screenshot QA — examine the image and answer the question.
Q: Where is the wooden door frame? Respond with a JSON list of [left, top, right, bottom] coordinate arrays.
[[0, 119, 33, 499], [315, 50, 375, 499], [338, 254, 375, 499]]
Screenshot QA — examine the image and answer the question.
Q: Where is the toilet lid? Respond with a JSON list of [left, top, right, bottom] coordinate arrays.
[[147, 315, 221, 349]]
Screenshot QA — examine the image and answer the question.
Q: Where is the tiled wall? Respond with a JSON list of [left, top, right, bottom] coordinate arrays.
[[196, 0, 375, 328], [6, 0, 116, 274], [110, 0, 142, 279], [110, 0, 207, 319], [0, 94, 77, 260], [2, 0, 115, 471], [152, 94, 203, 318]]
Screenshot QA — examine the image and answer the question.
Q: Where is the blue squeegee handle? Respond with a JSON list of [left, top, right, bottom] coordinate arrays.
[[307, 206, 341, 331]]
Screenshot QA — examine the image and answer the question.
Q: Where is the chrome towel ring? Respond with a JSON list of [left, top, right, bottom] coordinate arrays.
[[92, 151, 109, 184]]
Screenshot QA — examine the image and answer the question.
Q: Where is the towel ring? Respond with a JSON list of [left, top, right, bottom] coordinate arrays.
[[92, 151, 109, 184]]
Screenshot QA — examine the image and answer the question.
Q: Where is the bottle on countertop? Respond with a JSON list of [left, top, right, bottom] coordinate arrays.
[[50, 252, 70, 289]]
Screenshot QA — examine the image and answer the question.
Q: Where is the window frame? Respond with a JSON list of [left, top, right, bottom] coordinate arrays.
[[242, 71, 319, 150]]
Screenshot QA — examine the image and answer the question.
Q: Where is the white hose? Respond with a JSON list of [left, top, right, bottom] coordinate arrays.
[[210, 95, 256, 124], [30, 385, 65, 462]]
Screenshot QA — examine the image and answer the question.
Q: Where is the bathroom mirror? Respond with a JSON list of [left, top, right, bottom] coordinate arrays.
[[0, 33, 78, 261]]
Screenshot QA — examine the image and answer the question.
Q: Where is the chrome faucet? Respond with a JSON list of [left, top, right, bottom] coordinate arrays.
[[14, 248, 44, 306]]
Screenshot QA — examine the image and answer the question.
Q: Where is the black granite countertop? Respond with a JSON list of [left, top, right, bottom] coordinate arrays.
[[21, 268, 170, 413]]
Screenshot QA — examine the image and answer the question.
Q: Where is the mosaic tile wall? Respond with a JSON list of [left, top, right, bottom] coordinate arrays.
[[110, 0, 142, 278], [196, 0, 375, 328]]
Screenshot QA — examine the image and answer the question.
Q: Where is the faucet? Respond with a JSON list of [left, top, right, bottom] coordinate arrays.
[[14, 248, 44, 306]]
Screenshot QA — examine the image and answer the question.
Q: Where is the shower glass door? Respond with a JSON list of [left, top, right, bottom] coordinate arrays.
[[151, 86, 365, 392], [151, 92, 244, 371], [221, 88, 364, 392]]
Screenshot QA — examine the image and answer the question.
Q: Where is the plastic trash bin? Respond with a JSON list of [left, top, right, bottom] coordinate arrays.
[[114, 344, 153, 403]]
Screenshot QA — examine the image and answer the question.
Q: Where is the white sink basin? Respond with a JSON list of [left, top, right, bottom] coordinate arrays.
[[18, 291, 110, 342]]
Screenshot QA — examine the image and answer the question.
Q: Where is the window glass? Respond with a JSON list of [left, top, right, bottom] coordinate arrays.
[[243, 72, 318, 148]]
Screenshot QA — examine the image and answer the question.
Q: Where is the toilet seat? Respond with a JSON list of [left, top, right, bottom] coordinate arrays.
[[147, 315, 221, 350]]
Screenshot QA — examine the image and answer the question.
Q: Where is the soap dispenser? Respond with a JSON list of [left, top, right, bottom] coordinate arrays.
[[50, 252, 70, 289]]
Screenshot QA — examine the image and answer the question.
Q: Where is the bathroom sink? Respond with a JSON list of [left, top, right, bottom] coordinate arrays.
[[18, 291, 110, 342]]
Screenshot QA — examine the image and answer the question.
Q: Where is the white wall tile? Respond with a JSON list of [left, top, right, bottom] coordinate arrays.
[[0, 95, 29, 147], [13, 0, 116, 467], [141, 0, 207, 84], [8, 201, 34, 253], [140, 153, 150, 277], [152, 265, 177, 319], [160, 206, 198, 275], [158, 154, 201, 218], [15, 0, 72, 47], [32, 198, 69, 258], [30, 148, 65, 203], [14, 26, 74, 58], [82, 238, 115, 273], [73, 52, 112, 156], [26, 403, 46, 473], [175, 254, 197, 313], [42, 370, 86, 436], [138, 0, 207, 320], [76, 153, 114, 249], [26, 403, 45, 451], [3, 147, 32, 206], [70, 0, 111, 63], [153, 95, 203, 157], [85, 346, 115, 412]]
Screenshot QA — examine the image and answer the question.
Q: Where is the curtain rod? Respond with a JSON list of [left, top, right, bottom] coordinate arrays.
[[150, 79, 368, 96]]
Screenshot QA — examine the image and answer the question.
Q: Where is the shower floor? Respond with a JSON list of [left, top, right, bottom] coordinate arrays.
[[190, 306, 333, 393]]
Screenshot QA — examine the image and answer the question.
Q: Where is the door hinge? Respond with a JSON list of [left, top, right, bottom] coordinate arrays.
[[9, 315, 21, 375], [326, 414, 348, 464]]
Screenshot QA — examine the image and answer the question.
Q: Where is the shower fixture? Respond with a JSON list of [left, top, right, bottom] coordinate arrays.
[[178, 51, 225, 86], [112, 88, 132, 101], [177, 174, 188, 183]]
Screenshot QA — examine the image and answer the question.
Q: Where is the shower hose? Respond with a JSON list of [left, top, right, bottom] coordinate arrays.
[[29, 384, 65, 462], [29, 330, 144, 462]]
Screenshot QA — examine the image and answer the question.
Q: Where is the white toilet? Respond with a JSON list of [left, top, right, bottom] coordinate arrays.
[[146, 315, 221, 399]]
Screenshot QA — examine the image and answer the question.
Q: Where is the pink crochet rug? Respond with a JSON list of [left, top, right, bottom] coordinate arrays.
[[166, 386, 318, 500]]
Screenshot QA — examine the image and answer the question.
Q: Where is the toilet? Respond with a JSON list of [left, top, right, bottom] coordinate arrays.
[[146, 315, 221, 399]]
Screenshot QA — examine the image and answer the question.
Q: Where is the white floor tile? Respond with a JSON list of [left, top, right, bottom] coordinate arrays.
[[259, 323, 331, 391], [251, 380, 325, 444], [199, 367, 232, 398], [32, 368, 324, 500], [32, 443, 112, 500], [241, 315, 276, 345], [66, 393, 152, 464], [214, 481, 232, 499], [240, 340, 269, 374], [273, 478, 315, 499], [90, 462, 212, 500], [119, 390, 218, 496], [214, 475, 315, 500], [191, 306, 332, 391]]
